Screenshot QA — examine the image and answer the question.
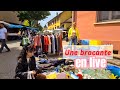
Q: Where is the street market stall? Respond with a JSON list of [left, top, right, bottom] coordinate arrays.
[[35, 56, 120, 79], [54, 28, 65, 39], [0, 21, 24, 40], [17, 26, 120, 79]]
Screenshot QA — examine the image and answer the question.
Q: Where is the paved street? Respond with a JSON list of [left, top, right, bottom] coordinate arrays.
[[0, 41, 22, 79]]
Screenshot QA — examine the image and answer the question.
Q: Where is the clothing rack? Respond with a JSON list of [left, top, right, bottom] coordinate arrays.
[[33, 33, 62, 56]]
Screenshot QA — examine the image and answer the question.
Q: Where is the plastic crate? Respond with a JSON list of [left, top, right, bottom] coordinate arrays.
[[106, 65, 120, 77], [89, 40, 101, 45], [81, 39, 89, 45]]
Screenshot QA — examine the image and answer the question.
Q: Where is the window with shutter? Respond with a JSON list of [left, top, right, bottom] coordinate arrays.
[[97, 11, 120, 22]]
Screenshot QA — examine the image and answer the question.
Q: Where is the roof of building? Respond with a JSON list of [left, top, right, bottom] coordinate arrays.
[[61, 17, 72, 24], [47, 11, 63, 24]]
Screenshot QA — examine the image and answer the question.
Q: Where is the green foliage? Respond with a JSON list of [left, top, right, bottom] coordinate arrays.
[[38, 24, 43, 31], [17, 11, 50, 26], [44, 25, 47, 28]]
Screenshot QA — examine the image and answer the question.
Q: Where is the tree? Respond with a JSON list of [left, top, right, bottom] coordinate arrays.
[[17, 11, 50, 27], [37, 23, 43, 31], [44, 25, 47, 28]]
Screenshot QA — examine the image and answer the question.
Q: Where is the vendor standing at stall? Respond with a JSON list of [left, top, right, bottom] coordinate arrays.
[[68, 22, 80, 45]]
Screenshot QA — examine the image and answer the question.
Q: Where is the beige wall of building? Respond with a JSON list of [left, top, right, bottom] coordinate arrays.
[[0, 11, 22, 24]]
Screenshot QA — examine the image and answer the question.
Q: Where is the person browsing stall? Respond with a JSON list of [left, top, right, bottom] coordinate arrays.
[[15, 45, 41, 79]]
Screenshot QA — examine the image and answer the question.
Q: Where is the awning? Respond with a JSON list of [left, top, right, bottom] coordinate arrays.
[[54, 28, 65, 30], [43, 30, 53, 32], [0, 21, 24, 28], [62, 18, 72, 24], [8, 24, 24, 28], [26, 27, 39, 32]]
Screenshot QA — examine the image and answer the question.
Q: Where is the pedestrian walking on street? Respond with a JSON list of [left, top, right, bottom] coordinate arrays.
[[0, 23, 10, 53]]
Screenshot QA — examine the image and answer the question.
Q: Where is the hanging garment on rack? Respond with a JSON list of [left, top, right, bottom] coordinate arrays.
[[44, 35, 49, 53], [51, 35, 55, 54], [58, 34, 62, 53], [39, 36, 42, 52], [33, 36, 37, 49], [56, 35, 59, 53], [48, 35, 51, 53], [38, 35, 42, 47], [50, 36, 53, 53], [41, 35, 44, 53], [54, 35, 57, 53], [33, 35, 41, 49], [57, 35, 59, 53]]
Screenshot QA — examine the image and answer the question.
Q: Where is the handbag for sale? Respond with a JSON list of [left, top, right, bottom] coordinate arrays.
[[21, 37, 30, 46]]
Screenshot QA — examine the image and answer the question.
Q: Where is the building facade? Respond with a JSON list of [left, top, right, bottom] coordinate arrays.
[[0, 11, 22, 24], [47, 11, 72, 30], [74, 11, 120, 54]]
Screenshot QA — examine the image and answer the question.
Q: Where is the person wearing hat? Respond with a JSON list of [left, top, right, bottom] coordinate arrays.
[[0, 23, 10, 53]]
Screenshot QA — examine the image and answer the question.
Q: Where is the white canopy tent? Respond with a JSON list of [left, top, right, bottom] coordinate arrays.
[[43, 30, 53, 33], [53, 28, 66, 34]]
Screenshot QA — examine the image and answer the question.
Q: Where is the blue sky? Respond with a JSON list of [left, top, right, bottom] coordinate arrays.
[[38, 11, 62, 27]]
